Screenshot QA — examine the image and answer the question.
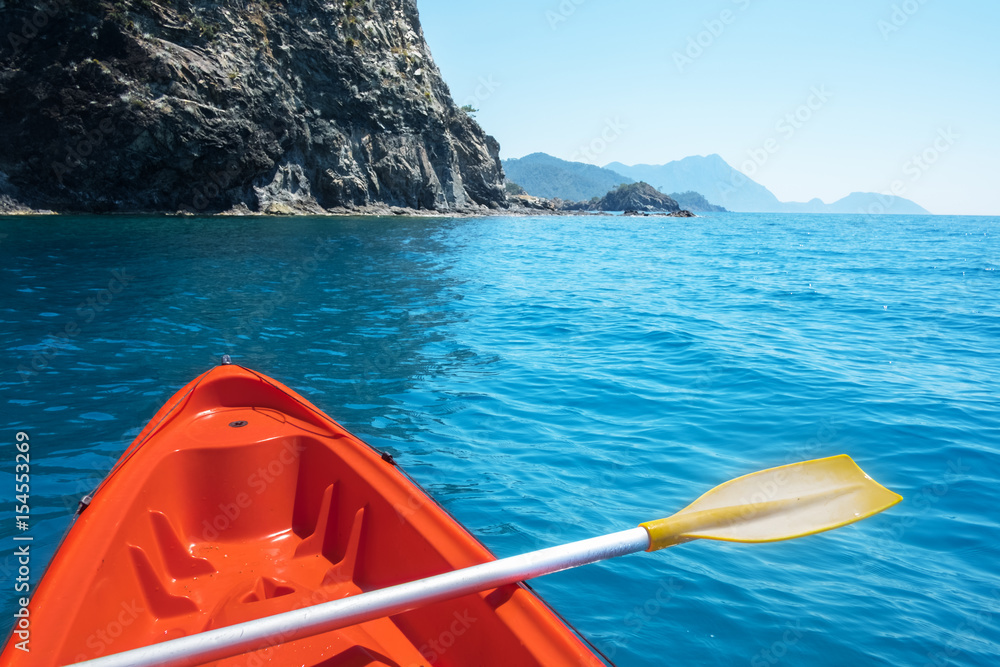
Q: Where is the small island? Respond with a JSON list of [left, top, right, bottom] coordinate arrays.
[[509, 182, 697, 217]]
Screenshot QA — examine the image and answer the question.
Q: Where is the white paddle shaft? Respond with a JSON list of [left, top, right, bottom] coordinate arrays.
[[69, 527, 651, 667]]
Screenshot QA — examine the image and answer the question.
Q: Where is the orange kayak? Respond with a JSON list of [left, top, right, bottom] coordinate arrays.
[[3, 363, 608, 666]]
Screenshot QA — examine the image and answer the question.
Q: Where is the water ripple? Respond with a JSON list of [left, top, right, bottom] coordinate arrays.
[[0, 212, 997, 665]]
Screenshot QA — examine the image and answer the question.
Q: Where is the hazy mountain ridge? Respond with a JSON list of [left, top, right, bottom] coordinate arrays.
[[607, 155, 930, 215], [502, 153, 633, 202], [669, 191, 727, 213]]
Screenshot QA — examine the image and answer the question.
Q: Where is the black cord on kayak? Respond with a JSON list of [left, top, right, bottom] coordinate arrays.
[[92, 369, 209, 499]]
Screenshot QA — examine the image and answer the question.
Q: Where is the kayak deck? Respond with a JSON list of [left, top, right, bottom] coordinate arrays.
[[7, 366, 606, 666]]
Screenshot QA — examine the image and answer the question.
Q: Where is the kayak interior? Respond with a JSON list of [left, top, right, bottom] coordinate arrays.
[[11, 366, 607, 666]]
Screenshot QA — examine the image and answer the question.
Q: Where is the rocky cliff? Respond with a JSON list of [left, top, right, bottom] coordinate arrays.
[[0, 0, 506, 214]]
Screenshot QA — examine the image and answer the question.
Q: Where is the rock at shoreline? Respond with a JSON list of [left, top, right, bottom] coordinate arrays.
[[551, 181, 694, 217], [0, 0, 506, 214], [596, 182, 680, 213], [509, 193, 556, 211], [624, 209, 696, 218]]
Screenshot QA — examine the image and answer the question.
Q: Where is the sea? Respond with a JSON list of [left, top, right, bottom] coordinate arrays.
[[0, 212, 997, 666]]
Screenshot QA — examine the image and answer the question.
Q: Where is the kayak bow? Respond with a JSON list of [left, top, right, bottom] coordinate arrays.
[[3, 364, 608, 666]]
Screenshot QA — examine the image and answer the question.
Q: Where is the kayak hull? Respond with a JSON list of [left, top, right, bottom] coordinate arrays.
[[3, 365, 607, 666]]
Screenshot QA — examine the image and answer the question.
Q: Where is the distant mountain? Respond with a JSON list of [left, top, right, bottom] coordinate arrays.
[[502, 153, 633, 201], [824, 192, 929, 215], [606, 155, 782, 212], [504, 152, 929, 215], [669, 191, 727, 212], [605, 155, 930, 215]]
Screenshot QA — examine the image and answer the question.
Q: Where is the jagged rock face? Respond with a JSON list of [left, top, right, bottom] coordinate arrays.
[[0, 0, 506, 213]]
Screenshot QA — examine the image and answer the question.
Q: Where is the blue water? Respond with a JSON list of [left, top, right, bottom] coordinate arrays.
[[1, 212, 998, 666]]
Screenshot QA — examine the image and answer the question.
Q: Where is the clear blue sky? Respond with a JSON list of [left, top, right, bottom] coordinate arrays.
[[418, 0, 999, 215]]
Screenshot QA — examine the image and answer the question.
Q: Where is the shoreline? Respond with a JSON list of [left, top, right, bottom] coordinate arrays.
[[0, 203, 696, 219]]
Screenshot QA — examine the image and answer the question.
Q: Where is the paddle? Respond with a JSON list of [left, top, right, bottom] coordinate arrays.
[[69, 455, 900, 667]]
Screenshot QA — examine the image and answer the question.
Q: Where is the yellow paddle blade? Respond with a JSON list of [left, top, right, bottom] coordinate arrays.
[[641, 455, 902, 551]]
